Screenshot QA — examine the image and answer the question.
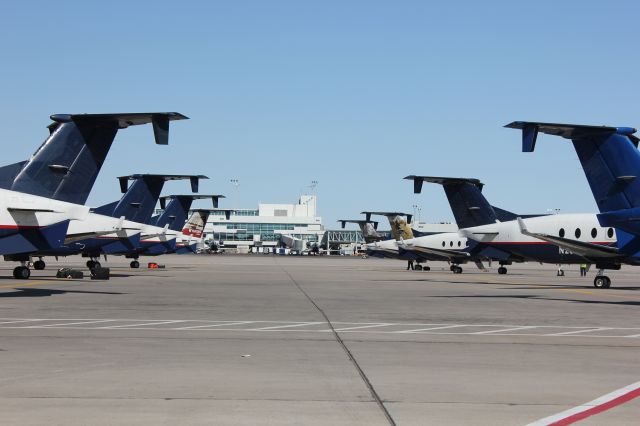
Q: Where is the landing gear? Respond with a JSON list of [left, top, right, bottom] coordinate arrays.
[[33, 259, 46, 270], [452, 265, 463, 274], [415, 264, 423, 271], [423, 266, 431, 271], [130, 260, 140, 269], [497, 266, 507, 275], [13, 266, 30, 279], [593, 269, 611, 288], [556, 266, 565, 277], [86, 260, 101, 270]]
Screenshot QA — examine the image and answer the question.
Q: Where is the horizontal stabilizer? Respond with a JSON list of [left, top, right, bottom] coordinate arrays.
[[51, 112, 189, 145], [404, 175, 484, 193], [7, 207, 57, 213], [159, 194, 225, 210], [118, 174, 208, 193], [361, 211, 413, 223], [505, 121, 639, 152]]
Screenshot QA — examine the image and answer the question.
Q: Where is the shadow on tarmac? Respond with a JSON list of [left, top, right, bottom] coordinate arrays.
[[0, 288, 125, 298], [428, 294, 640, 306]]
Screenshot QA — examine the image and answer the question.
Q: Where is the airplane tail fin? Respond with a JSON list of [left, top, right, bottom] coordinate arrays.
[[361, 211, 413, 240], [182, 209, 210, 239], [10, 112, 187, 205], [156, 195, 223, 230], [112, 174, 208, 223], [506, 121, 640, 213], [405, 176, 497, 228]]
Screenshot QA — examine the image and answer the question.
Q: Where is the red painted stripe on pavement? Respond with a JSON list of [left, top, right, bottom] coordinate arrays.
[[550, 386, 640, 425]]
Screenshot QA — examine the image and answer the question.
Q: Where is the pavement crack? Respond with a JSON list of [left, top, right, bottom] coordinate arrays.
[[278, 263, 397, 426]]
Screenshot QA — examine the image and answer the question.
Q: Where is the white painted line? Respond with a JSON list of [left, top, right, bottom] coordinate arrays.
[[0, 319, 46, 325], [547, 327, 610, 336], [33, 320, 117, 328], [395, 325, 465, 334], [472, 326, 538, 335], [526, 380, 640, 426], [331, 323, 393, 332], [250, 322, 323, 331], [174, 321, 256, 330], [99, 320, 187, 329]]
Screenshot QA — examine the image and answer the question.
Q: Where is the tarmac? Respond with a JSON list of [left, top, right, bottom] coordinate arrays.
[[0, 254, 638, 425]]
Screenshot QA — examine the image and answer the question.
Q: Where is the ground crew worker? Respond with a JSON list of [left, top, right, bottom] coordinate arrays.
[[407, 259, 415, 270], [580, 263, 588, 277]]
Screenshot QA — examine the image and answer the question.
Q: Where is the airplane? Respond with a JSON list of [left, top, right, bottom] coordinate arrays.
[[26, 174, 207, 271], [506, 121, 640, 288], [112, 195, 224, 267], [0, 112, 186, 278], [337, 219, 385, 243], [400, 175, 536, 274]]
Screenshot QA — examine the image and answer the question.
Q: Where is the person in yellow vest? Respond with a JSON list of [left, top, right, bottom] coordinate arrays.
[[580, 263, 588, 277]]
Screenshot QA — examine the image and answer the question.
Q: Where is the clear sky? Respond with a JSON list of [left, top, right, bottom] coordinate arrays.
[[1, 1, 638, 228]]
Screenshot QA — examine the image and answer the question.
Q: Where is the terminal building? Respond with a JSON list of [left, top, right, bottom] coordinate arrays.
[[204, 195, 324, 253]]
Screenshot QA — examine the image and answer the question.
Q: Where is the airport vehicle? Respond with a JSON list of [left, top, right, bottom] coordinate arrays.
[[0, 112, 186, 278], [507, 121, 640, 288]]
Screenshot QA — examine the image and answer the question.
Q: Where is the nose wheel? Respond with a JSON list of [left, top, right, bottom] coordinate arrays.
[[130, 260, 140, 269], [497, 266, 507, 275], [33, 260, 46, 270], [452, 266, 463, 274], [86, 260, 101, 270]]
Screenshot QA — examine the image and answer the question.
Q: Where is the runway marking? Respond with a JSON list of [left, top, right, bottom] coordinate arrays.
[[526, 380, 640, 425], [174, 321, 256, 330], [1, 318, 640, 339], [250, 322, 324, 331], [0, 280, 58, 289], [32, 319, 117, 328], [395, 325, 465, 334], [331, 323, 393, 331], [98, 320, 187, 329], [472, 326, 538, 335]]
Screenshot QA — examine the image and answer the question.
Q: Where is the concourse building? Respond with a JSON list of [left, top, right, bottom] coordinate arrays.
[[204, 195, 324, 253]]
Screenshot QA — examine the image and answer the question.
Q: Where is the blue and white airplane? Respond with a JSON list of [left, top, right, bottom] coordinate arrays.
[[506, 121, 640, 288], [0, 112, 186, 278]]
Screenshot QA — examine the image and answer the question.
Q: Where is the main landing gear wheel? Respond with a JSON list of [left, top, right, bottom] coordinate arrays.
[[130, 260, 140, 269], [13, 266, 30, 279], [33, 260, 46, 270], [593, 276, 611, 289], [415, 264, 423, 271], [86, 260, 95, 269], [423, 266, 431, 271], [452, 266, 463, 274], [498, 266, 507, 275]]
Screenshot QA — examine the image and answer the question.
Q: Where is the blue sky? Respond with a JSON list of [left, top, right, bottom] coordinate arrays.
[[1, 1, 638, 228]]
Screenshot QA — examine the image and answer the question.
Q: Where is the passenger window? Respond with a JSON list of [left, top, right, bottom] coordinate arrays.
[[607, 228, 614, 238], [559, 228, 565, 237], [575, 228, 581, 239], [591, 228, 597, 239], [458, 241, 461, 247], [450, 241, 453, 247], [442, 241, 445, 247]]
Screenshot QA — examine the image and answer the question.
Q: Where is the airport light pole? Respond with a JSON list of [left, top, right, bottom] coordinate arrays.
[[230, 179, 239, 211]]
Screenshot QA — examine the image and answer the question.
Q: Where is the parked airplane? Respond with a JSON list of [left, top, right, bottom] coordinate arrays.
[[116, 195, 224, 267], [337, 219, 384, 243], [506, 121, 640, 288], [0, 112, 186, 278]]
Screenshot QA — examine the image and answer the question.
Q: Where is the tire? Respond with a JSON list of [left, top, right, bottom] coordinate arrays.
[[415, 265, 423, 271], [13, 266, 30, 280], [33, 260, 45, 270], [604, 276, 612, 288], [424, 266, 431, 271], [498, 267, 507, 275], [86, 260, 95, 269], [594, 276, 608, 288], [93, 261, 101, 269], [453, 266, 462, 274], [130, 260, 140, 269]]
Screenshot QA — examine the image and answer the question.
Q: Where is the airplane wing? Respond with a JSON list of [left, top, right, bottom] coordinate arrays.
[[400, 240, 470, 261], [517, 218, 619, 259]]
